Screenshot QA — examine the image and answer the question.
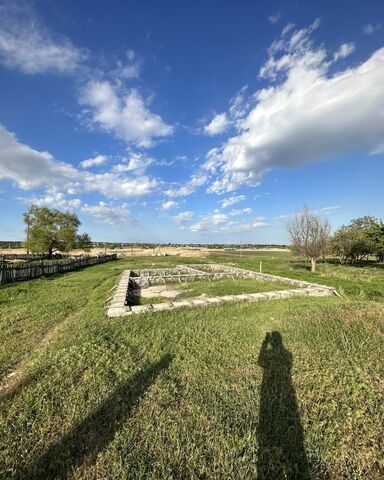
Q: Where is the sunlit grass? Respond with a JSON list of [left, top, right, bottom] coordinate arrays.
[[0, 254, 383, 479]]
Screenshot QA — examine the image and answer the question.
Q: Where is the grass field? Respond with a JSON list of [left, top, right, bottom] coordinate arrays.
[[0, 253, 383, 479]]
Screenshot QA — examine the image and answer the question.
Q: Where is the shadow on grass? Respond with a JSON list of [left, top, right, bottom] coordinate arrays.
[[257, 332, 311, 480], [19, 354, 173, 480]]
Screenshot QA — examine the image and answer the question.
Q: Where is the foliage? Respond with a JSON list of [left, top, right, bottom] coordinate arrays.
[[287, 207, 330, 272], [23, 206, 91, 257], [330, 216, 384, 263], [75, 233, 93, 253]]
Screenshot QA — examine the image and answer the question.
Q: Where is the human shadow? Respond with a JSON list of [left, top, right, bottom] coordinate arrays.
[[257, 332, 310, 480], [19, 353, 173, 480]]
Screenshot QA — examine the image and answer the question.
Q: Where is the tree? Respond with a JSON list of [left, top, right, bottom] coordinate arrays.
[[367, 221, 384, 263], [330, 216, 381, 263], [75, 233, 92, 253], [24, 205, 90, 257], [287, 207, 330, 272]]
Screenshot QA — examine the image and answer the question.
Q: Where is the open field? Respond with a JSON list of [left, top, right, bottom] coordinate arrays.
[[0, 252, 383, 479]]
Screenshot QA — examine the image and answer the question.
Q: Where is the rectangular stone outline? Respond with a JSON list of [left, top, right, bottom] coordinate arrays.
[[107, 264, 336, 317]]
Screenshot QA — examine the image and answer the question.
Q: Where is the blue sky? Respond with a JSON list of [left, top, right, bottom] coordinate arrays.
[[0, 0, 383, 244]]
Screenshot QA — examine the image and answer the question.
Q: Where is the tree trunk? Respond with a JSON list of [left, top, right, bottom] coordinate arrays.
[[310, 257, 316, 272]]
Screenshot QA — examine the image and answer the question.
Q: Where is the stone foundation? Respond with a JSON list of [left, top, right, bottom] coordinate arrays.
[[107, 263, 337, 317]]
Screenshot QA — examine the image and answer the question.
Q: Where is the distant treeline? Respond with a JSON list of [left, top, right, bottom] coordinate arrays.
[[0, 241, 24, 249], [90, 243, 290, 249], [0, 241, 289, 249]]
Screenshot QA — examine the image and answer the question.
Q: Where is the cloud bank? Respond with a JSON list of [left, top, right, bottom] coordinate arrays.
[[205, 21, 384, 193]]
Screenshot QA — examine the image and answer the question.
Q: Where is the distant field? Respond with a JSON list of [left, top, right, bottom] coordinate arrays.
[[0, 253, 383, 479]]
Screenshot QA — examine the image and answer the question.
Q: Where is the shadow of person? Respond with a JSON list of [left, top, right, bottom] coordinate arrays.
[[19, 353, 173, 480], [257, 332, 310, 480]]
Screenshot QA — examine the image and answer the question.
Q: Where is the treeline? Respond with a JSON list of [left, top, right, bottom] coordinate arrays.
[[330, 216, 384, 263], [91, 243, 289, 249], [0, 241, 24, 249]]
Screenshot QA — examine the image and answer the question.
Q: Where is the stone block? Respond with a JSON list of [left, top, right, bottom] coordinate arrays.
[[107, 306, 129, 317], [130, 305, 153, 314], [171, 300, 193, 308], [151, 302, 173, 311]]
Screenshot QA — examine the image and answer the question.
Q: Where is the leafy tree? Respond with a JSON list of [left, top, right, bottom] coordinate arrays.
[[330, 216, 381, 263], [75, 233, 93, 253], [24, 206, 90, 257], [287, 207, 330, 272], [367, 220, 384, 263]]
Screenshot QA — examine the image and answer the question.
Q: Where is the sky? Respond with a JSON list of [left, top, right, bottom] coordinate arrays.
[[0, 0, 383, 244]]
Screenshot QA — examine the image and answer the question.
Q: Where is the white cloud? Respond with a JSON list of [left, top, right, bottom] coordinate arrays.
[[184, 211, 267, 234], [363, 24, 382, 35], [204, 113, 229, 136], [172, 211, 193, 223], [320, 205, 342, 213], [0, 125, 77, 189], [81, 201, 134, 228], [80, 80, 173, 148], [21, 189, 82, 210], [114, 50, 141, 79], [229, 86, 251, 121], [113, 153, 154, 175], [220, 194, 245, 208], [0, 124, 157, 198], [165, 173, 207, 197], [80, 154, 109, 169], [268, 12, 281, 24], [228, 207, 252, 216], [161, 200, 178, 210], [0, 3, 86, 74], [333, 43, 355, 61], [205, 23, 384, 193], [275, 205, 342, 220], [82, 172, 157, 197]]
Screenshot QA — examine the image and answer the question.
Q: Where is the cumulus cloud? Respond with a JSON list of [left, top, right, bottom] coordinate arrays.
[[113, 49, 141, 79], [161, 200, 178, 210], [0, 3, 86, 74], [20, 189, 82, 210], [228, 207, 252, 216], [81, 201, 135, 227], [164, 173, 207, 197], [113, 153, 154, 175], [0, 124, 157, 198], [204, 113, 229, 136], [80, 154, 109, 169], [0, 125, 77, 189], [205, 22, 384, 193], [172, 211, 193, 223], [80, 80, 173, 148], [220, 194, 245, 208]]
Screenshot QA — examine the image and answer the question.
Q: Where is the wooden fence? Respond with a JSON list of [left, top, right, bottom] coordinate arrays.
[[0, 254, 117, 284]]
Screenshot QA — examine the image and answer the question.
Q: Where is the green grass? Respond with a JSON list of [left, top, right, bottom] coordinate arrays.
[[0, 254, 383, 479], [128, 277, 292, 305]]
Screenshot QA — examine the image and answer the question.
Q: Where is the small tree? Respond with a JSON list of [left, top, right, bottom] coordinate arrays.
[[24, 205, 90, 258], [287, 207, 330, 272], [75, 233, 92, 253]]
